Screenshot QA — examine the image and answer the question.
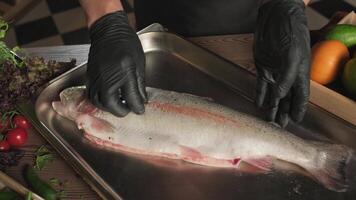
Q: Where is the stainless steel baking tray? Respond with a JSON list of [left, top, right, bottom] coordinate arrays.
[[19, 26, 356, 200]]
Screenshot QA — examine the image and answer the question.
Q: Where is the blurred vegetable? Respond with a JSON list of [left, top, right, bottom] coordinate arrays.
[[311, 40, 350, 85], [0, 17, 8, 39], [310, 11, 349, 45], [0, 18, 23, 68], [325, 24, 356, 48], [48, 178, 60, 188], [57, 190, 66, 199], [0, 190, 21, 200], [26, 191, 32, 200], [342, 58, 356, 98], [24, 165, 58, 200]]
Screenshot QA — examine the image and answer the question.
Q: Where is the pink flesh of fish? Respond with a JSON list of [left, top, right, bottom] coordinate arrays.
[[52, 86, 353, 192]]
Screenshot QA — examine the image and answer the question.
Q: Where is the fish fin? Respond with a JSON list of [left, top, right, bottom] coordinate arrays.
[[76, 114, 115, 133], [147, 87, 214, 102], [179, 145, 203, 160], [243, 156, 274, 171], [307, 143, 354, 192]]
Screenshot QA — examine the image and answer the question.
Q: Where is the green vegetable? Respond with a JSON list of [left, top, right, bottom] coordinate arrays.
[[325, 24, 356, 47], [0, 18, 24, 68], [0, 41, 21, 66], [34, 146, 55, 170], [35, 145, 52, 155], [35, 154, 54, 171], [26, 191, 32, 200], [0, 17, 8, 39], [0, 190, 21, 200], [49, 178, 60, 187], [24, 165, 58, 200], [57, 190, 66, 199], [0, 17, 76, 114]]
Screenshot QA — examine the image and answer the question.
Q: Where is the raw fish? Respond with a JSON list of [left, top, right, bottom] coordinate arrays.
[[52, 86, 353, 192]]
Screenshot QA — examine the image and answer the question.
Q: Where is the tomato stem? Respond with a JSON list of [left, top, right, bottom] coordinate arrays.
[[1, 110, 20, 129]]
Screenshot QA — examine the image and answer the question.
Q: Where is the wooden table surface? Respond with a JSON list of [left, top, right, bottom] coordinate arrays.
[[4, 33, 256, 200]]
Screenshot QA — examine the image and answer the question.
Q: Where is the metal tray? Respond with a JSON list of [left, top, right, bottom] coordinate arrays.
[[20, 26, 356, 200]]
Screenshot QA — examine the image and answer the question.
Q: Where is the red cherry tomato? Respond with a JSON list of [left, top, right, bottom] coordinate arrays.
[[0, 140, 10, 151], [6, 128, 28, 147], [13, 115, 31, 129]]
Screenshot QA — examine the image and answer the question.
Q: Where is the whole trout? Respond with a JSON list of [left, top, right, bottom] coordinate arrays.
[[52, 86, 353, 192]]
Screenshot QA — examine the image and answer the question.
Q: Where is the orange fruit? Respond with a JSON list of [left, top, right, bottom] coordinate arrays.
[[342, 58, 356, 98], [310, 40, 350, 85]]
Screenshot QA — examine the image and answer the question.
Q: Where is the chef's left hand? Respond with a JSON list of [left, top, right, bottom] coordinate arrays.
[[253, 0, 311, 128]]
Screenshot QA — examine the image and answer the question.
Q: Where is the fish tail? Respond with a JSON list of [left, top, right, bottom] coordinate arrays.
[[307, 142, 354, 192]]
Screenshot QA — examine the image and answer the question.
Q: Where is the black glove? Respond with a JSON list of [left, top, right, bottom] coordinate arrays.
[[87, 11, 147, 117], [253, 0, 310, 128]]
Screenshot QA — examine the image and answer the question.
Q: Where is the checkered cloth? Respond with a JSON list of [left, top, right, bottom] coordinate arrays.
[[3, 0, 356, 48]]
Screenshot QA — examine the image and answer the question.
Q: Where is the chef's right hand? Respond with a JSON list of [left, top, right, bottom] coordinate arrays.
[[87, 11, 147, 117]]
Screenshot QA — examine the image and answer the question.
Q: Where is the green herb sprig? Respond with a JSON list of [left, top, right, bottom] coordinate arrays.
[[34, 146, 55, 171]]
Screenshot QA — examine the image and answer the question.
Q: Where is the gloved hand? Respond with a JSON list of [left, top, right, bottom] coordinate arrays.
[[87, 11, 147, 117], [253, 0, 311, 128]]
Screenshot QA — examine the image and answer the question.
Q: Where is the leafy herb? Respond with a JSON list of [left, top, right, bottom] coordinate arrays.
[[0, 18, 8, 39], [0, 18, 24, 68], [35, 154, 55, 171], [35, 145, 51, 156], [49, 178, 61, 187], [49, 178, 70, 199], [57, 190, 67, 199], [0, 41, 21, 67], [0, 17, 76, 114], [1, 57, 76, 113], [62, 180, 69, 188], [34, 146, 55, 170], [12, 46, 26, 58]]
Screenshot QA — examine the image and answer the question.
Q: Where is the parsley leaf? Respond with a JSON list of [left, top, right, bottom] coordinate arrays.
[[34, 145, 55, 170], [49, 178, 61, 187], [57, 190, 67, 199]]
